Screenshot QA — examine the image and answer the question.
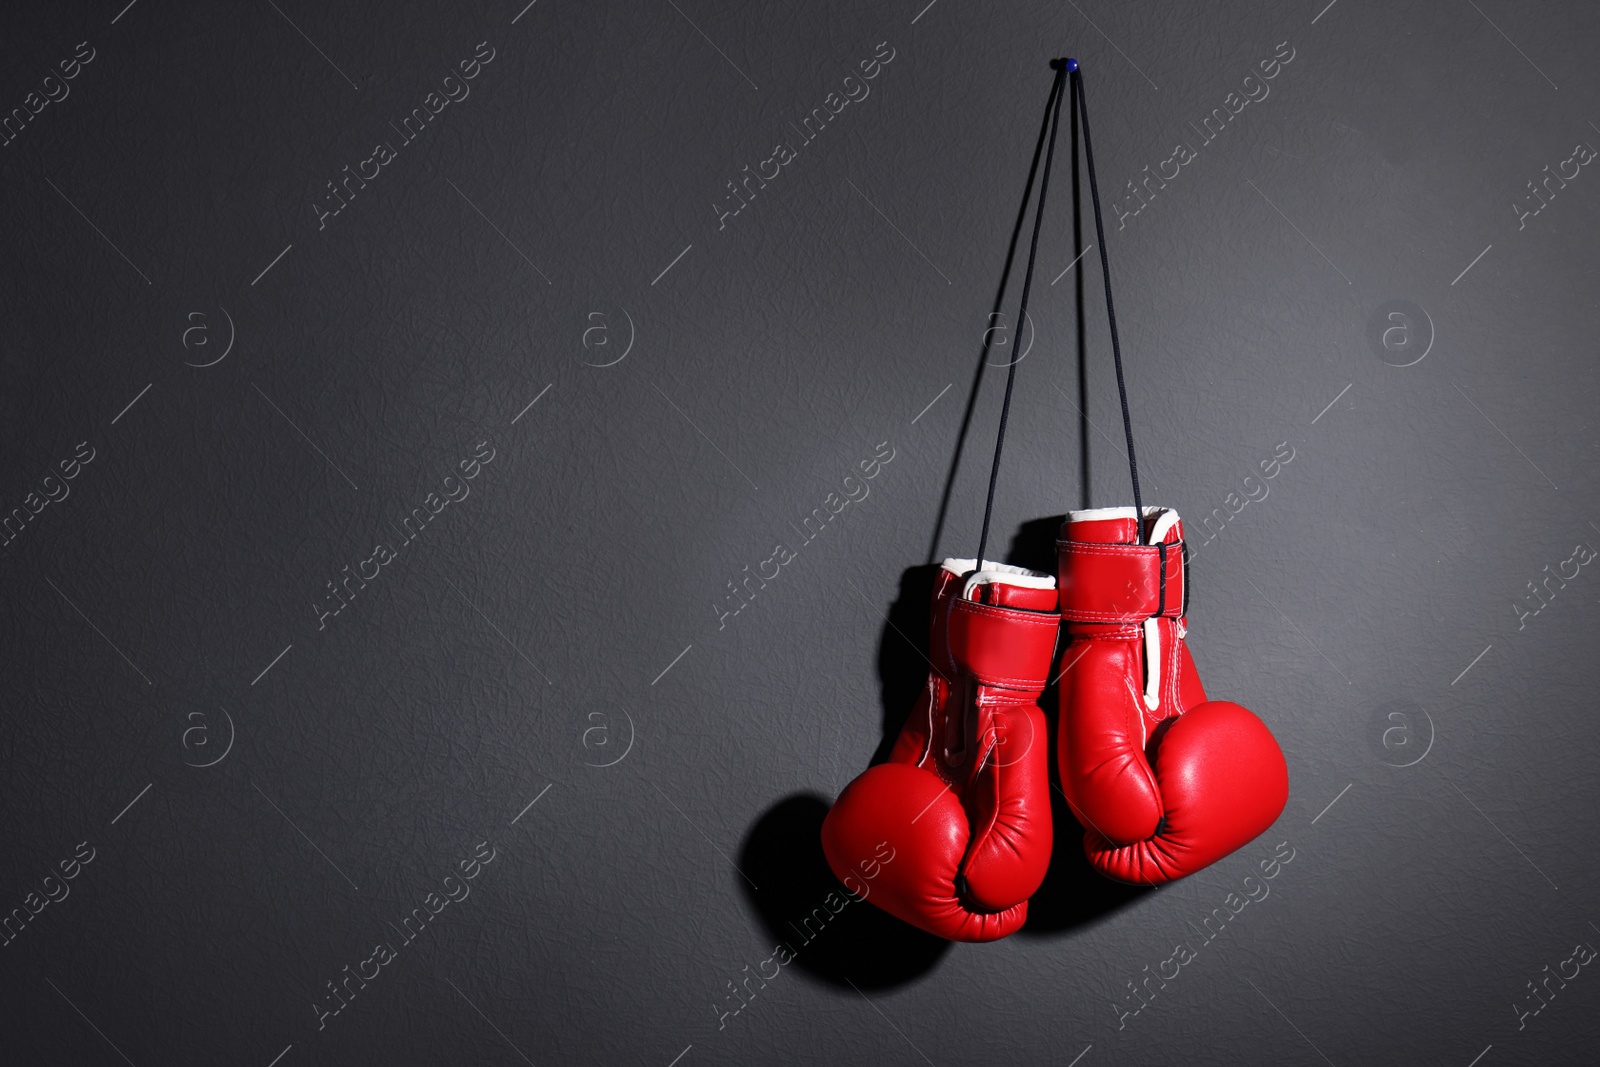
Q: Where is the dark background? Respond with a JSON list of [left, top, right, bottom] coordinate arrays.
[[2, 0, 1597, 1064]]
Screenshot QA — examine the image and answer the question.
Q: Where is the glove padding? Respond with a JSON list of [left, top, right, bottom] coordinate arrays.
[[1080, 701, 1288, 884], [822, 559, 1058, 941], [1057, 507, 1288, 885]]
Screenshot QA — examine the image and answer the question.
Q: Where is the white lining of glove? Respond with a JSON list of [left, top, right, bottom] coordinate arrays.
[[941, 557, 1056, 601], [1143, 621, 1163, 712], [1066, 504, 1168, 523]]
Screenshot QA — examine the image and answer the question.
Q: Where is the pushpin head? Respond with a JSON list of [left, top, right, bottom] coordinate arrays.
[[1066, 57, 1079, 72]]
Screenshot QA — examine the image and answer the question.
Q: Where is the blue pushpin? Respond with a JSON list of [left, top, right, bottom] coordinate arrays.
[[1066, 57, 1078, 72]]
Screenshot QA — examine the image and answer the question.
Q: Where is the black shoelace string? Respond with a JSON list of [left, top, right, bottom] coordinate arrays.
[[1073, 62, 1146, 543], [974, 58, 1147, 565]]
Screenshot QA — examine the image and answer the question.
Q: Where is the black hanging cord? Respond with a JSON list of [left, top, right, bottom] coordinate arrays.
[[1072, 62, 1147, 543], [973, 61, 1068, 571]]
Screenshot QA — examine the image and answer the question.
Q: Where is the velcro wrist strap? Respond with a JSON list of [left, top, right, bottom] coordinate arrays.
[[947, 599, 1058, 690], [1057, 539, 1187, 623]]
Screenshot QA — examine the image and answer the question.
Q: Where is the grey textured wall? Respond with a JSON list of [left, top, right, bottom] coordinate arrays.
[[3, 0, 1598, 1064]]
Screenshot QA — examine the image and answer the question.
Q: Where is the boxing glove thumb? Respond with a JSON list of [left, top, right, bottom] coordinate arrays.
[[1083, 701, 1288, 884]]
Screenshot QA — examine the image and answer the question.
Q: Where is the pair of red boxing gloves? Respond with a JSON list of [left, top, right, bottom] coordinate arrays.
[[821, 506, 1290, 942]]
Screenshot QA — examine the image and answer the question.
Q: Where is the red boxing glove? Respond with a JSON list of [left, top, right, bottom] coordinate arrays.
[[822, 560, 1059, 942], [1057, 507, 1288, 885]]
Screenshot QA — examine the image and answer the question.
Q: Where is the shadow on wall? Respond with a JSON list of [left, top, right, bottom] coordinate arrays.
[[738, 794, 950, 989], [737, 67, 1152, 991]]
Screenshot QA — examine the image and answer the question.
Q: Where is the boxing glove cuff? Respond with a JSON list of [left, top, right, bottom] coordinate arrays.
[[1057, 540, 1187, 623], [947, 598, 1060, 690]]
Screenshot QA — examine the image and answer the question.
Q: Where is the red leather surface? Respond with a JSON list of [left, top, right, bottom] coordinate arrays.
[[1084, 703, 1289, 884], [1057, 509, 1288, 885], [821, 764, 1027, 942], [1068, 512, 1150, 544], [947, 598, 1059, 689], [976, 580, 1057, 612], [822, 564, 1059, 941], [1058, 627, 1164, 843], [1057, 539, 1185, 622]]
